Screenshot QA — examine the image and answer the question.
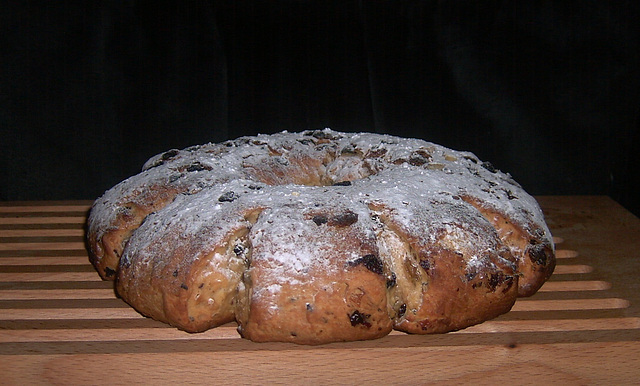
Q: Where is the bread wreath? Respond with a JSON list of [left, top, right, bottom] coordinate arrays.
[[87, 129, 554, 344]]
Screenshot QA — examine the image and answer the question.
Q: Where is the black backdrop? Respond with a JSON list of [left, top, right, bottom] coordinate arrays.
[[2, 1, 640, 216]]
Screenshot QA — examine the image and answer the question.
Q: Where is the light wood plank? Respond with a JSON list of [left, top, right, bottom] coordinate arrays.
[[556, 249, 578, 258], [0, 217, 86, 225], [538, 280, 611, 292], [0, 229, 85, 237], [0, 289, 115, 300], [0, 307, 143, 320], [0, 256, 90, 265], [0, 326, 237, 343], [0, 242, 86, 251], [0, 271, 99, 281], [460, 317, 640, 334], [0, 205, 90, 213], [552, 264, 593, 274], [2, 342, 639, 385], [512, 298, 630, 312]]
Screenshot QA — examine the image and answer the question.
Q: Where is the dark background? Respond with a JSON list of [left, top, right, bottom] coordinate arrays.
[[2, 1, 639, 216]]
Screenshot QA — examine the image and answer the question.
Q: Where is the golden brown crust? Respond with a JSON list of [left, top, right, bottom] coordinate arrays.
[[88, 185, 181, 280], [462, 196, 555, 297], [86, 129, 555, 344], [370, 201, 518, 334], [236, 205, 392, 344], [116, 204, 261, 332]]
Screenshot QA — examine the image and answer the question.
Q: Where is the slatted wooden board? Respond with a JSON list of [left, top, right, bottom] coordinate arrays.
[[1, 196, 639, 384]]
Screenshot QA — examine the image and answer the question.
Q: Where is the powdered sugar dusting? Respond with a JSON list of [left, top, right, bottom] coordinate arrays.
[[88, 128, 554, 330]]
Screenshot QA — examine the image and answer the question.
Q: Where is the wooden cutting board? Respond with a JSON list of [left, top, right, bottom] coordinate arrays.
[[1, 196, 639, 384]]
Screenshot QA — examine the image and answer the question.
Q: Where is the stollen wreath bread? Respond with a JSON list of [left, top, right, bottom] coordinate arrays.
[[86, 129, 555, 344]]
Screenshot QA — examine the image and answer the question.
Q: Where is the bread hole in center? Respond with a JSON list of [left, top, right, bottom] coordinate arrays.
[[245, 149, 382, 188]]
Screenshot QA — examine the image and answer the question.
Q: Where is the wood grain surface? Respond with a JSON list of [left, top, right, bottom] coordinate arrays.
[[0, 196, 639, 385]]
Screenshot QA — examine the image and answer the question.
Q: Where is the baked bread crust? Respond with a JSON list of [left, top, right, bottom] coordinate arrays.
[[87, 129, 555, 344]]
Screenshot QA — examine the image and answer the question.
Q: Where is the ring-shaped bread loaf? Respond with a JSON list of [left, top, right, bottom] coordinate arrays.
[[87, 129, 555, 344]]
